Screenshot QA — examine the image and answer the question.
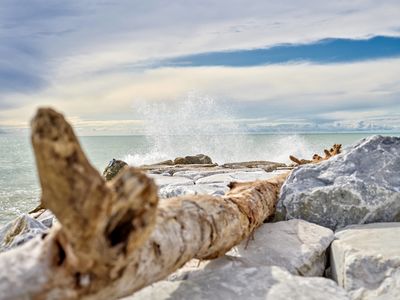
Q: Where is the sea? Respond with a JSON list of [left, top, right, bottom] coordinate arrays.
[[1, 132, 399, 226]]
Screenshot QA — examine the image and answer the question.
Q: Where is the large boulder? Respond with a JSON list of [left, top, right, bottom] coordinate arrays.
[[330, 223, 400, 300], [276, 135, 400, 230], [122, 265, 350, 300]]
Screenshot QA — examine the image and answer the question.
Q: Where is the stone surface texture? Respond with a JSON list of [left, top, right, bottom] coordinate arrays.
[[277, 135, 400, 230], [154, 169, 285, 199], [330, 222, 400, 300], [159, 183, 228, 198], [227, 219, 334, 276], [122, 265, 350, 300], [170, 219, 334, 280], [103, 159, 128, 181], [221, 161, 286, 172], [173, 154, 213, 165], [0, 214, 48, 252]]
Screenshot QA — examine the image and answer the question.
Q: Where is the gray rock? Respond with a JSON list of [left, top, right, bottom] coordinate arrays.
[[148, 174, 194, 188], [123, 265, 350, 300], [143, 164, 219, 175], [222, 161, 286, 172], [35, 210, 56, 228], [103, 159, 128, 181], [174, 154, 213, 165], [173, 168, 264, 181], [226, 219, 333, 276], [171, 220, 333, 280], [196, 170, 282, 185], [277, 135, 400, 230], [330, 222, 400, 300], [150, 160, 174, 166], [159, 183, 228, 199], [0, 214, 48, 252]]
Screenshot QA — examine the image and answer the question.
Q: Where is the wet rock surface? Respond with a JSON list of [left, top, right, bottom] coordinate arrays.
[[277, 135, 400, 230]]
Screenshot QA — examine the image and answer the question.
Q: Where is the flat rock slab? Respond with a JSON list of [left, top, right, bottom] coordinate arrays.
[[123, 265, 349, 300], [172, 168, 265, 181], [330, 222, 400, 300], [196, 170, 282, 185], [227, 219, 334, 276], [277, 135, 400, 230], [141, 164, 218, 175], [154, 169, 284, 199], [147, 174, 194, 188], [171, 219, 333, 279], [221, 161, 286, 172], [159, 183, 228, 199]]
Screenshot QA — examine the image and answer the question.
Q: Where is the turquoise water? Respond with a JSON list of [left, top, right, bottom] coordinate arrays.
[[0, 133, 398, 226]]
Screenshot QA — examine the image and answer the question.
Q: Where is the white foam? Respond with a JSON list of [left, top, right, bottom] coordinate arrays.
[[124, 93, 315, 165]]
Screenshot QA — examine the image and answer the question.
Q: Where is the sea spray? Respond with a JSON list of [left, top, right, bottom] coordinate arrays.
[[124, 93, 315, 165]]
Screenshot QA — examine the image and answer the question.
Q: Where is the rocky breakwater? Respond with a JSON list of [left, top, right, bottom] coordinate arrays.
[[0, 154, 288, 255], [102, 154, 289, 199]]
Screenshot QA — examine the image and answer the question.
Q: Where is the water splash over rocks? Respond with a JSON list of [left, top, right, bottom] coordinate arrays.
[[124, 93, 312, 165]]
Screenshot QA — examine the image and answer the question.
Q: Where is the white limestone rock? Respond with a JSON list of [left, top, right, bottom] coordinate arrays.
[[226, 219, 334, 276], [173, 168, 264, 181], [277, 135, 400, 230], [330, 222, 400, 300], [158, 169, 285, 198], [171, 219, 333, 279], [35, 210, 55, 228], [159, 183, 228, 199], [196, 170, 281, 185], [148, 174, 194, 188], [0, 214, 48, 252], [123, 265, 350, 300]]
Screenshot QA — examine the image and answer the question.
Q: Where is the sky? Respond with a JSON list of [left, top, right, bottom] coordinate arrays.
[[1, 0, 400, 135]]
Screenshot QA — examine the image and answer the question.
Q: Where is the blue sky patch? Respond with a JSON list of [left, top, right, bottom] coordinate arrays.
[[163, 36, 400, 67]]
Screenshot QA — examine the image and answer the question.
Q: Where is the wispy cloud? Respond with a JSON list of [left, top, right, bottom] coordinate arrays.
[[2, 58, 399, 134]]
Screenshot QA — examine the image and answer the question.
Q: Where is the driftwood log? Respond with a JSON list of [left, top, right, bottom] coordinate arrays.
[[0, 108, 288, 300]]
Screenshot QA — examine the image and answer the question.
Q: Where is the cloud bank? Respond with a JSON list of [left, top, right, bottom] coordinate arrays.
[[0, 0, 399, 134]]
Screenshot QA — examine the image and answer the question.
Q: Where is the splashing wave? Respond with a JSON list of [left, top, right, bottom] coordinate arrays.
[[124, 93, 314, 165]]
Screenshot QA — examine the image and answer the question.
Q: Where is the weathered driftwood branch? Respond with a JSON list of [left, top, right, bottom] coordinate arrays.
[[289, 143, 342, 165], [0, 108, 288, 300]]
